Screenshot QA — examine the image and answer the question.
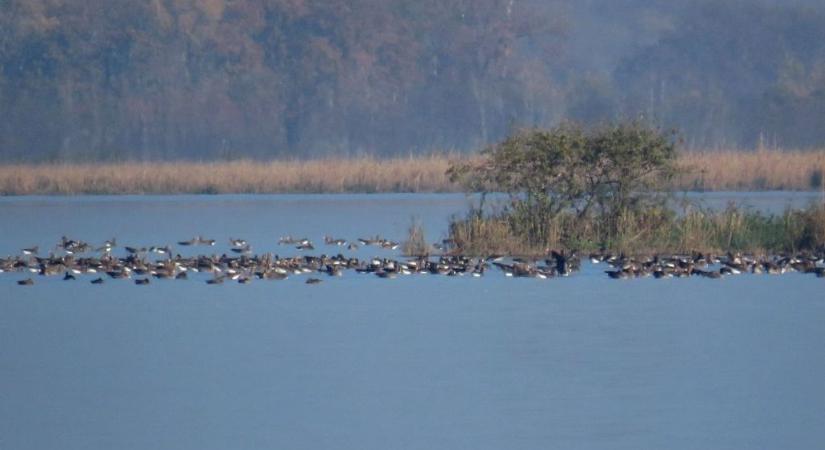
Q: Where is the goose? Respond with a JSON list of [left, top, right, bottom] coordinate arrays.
[[492, 261, 514, 277], [134, 278, 151, 285], [63, 271, 76, 281], [278, 236, 297, 245], [59, 236, 88, 253], [692, 268, 722, 279], [375, 269, 397, 279], [230, 238, 248, 247], [589, 253, 605, 264], [152, 268, 174, 279], [763, 261, 783, 275], [206, 275, 225, 285], [653, 268, 673, 279], [17, 278, 34, 285], [306, 277, 323, 284], [606, 269, 631, 279], [106, 270, 129, 279], [380, 240, 400, 250], [471, 260, 486, 277], [197, 236, 216, 246], [324, 264, 343, 277], [720, 266, 740, 276], [358, 237, 383, 246], [22, 246, 38, 255], [150, 245, 171, 255], [90, 277, 105, 284], [547, 250, 570, 276], [324, 236, 348, 246], [258, 270, 287, 280]]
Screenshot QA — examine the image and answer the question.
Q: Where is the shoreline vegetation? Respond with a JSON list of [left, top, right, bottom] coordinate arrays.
[[0, 150, 824, 196], [445, 202, 825, 256], [442, 124, 825, 256]]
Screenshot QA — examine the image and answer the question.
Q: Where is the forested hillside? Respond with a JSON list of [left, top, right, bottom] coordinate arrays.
[[1, 0, 824, 161]]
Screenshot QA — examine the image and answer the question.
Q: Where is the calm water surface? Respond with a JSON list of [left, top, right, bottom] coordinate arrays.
[[1, 193, 823, 450]]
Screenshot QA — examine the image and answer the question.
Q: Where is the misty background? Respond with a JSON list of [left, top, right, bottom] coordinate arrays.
[[1, 0, 825, 161]]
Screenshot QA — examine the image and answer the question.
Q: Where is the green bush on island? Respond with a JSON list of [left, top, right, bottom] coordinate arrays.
[[446, 122, 825, 255]]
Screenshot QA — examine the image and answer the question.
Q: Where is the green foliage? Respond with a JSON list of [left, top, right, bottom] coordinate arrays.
[[448, 200, 825, 256], [449, 122, 678, 243], [447, 123, 825, 255]]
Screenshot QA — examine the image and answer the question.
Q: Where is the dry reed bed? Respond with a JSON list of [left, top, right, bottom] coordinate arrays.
[[678, 150, 825, 191], [0, 150, 823, 195], [0, 157, 455, 195]]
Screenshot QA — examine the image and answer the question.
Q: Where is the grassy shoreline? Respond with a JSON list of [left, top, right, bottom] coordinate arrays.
[[1, 150, 824, 195], [446, 202, 825, 256]]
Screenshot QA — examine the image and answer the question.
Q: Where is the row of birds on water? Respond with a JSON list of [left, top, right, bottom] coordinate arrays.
[[3, 236, 824, 286], [593, 251, 825, 279], [16, 234, 402, 257], [3, 235, 571, 285]]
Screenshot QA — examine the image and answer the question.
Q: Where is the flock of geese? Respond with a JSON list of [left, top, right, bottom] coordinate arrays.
[[595, 251, 825, 279], [2, 235, 824, 286]]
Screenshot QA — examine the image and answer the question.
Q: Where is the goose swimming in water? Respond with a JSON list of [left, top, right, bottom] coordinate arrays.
[[149, 245, 171, 255], [295, 239, 314, 251], [324, 236, 348, 246], [197, 236, 216, 246], [230, 238, 248, 247], [374, 269, 397, 279], [206, 275, 225, 285], [606, 269, 631, 279], [380, 239, 400, 250], [231, 244, 252, 254]]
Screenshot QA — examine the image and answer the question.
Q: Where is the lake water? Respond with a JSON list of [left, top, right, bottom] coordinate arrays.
[[1, 193, 824, 450]]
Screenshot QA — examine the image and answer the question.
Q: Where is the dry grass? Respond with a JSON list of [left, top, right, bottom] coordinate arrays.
[[448, 202, 825, 256], [402, 219, 430, 256], [677, 149, 825, 191], [0, 156, 457, 195], [1, 149, 824, 195]]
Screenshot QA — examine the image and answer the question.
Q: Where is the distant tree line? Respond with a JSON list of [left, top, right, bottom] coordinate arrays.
[[613, 1, 825, 149], [1, 0, 825, 161]]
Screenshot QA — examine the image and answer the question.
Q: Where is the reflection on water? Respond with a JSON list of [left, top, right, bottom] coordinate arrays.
[[1, 193, 824, 450]]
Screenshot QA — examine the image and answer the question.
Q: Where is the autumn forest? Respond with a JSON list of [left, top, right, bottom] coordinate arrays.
[[2, 0, 825, 161]]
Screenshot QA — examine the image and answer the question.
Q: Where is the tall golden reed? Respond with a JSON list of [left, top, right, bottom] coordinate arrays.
[[678, 149, 825, 191], [0, 150, 823, 195]]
